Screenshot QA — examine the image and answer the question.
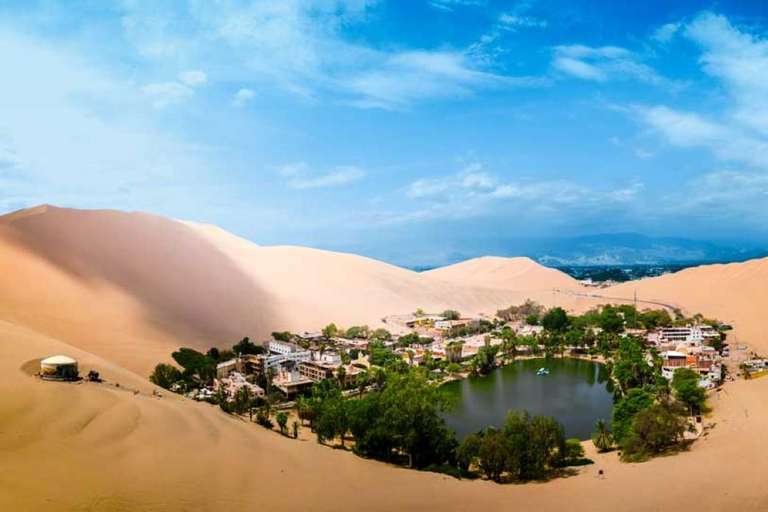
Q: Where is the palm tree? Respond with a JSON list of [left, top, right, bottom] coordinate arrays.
[[406, 349, 415, 366], [266, 367, 276, 395], [591, 419, 614, 452], [356, 371, 368, 397], [292, 420, 300, 439]]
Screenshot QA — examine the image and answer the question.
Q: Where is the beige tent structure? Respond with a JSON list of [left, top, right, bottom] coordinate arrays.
[[40, 355, 79, 381]]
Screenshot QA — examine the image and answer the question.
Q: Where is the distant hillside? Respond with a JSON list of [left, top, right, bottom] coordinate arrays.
[[531, 233, 767, 266]]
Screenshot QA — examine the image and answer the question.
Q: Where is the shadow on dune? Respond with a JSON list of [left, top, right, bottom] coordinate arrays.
[[0, 206, 278, 347]]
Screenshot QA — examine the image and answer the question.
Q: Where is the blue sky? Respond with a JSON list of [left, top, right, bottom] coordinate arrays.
[[1, 0, 768, 265]]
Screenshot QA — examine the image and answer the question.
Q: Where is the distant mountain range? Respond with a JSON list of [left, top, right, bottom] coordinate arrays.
[[401, 233, 768, 269], [528, 234, 768, 267]]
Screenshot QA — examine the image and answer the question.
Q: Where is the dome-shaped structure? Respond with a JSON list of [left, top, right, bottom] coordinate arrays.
[[40, 355, 79, 381]]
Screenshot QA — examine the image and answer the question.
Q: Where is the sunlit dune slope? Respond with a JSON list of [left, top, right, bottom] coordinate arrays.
[[604, 258, 768, 353], [0, 206, 564, 374], [424, 256, 583, 292]]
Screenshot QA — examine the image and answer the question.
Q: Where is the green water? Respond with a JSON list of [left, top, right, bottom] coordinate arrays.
[[442, 358, 613, 440]]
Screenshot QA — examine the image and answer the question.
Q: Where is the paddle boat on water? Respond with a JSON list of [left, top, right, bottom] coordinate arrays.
[[536, 367, 550, 376]]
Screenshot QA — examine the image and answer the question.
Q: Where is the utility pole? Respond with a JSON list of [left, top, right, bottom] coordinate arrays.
[[634, 289, 638, 329]]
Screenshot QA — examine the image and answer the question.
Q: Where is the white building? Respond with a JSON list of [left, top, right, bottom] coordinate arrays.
[[269, 340, 303, 356]]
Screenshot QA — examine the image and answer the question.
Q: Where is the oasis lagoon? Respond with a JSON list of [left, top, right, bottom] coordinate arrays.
[[442, 358, 613, 440]]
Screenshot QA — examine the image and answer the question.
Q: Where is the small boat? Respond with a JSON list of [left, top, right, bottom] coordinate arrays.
[[536, 367, 550, 376]]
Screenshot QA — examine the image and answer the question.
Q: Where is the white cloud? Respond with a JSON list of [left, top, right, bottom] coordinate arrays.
[[348, 50, 544, 110], [652, 22, 681, 44], [142, 69, 208, 109], [391, 163, 644, 224], [278, 163, 366, 189], [685, 12, 768, 135], [632, 13, 768, 171], [498, 13, 547, 29], [142, 81, 194, 109], [639, 106, 721, 146], [552, 45, 675, 88], [428, 0, 487, 12], [179, 69, 207, 86], [552, 57, 606, 81], [119, 1, 541, 111], [232, 88, 255, 107]]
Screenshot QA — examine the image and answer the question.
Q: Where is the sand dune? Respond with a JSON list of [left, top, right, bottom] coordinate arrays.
[[0, 206, 567, 373], [602, 259, 768, 354], [4, 204, 768, 510], [425, 255, 582, 292]]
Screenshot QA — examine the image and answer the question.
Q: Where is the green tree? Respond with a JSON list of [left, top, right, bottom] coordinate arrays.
[[672, 368, 707, 414], [524, 313, 540, 325], [456, 432, 481, 471], [564, 438, 585, 461], [612, 388, 655, 444], [149, 363, 182, 390], [322, 323, 338, 339], [233, 337, 264, 355], [541, 307, 570, 332], [591, 419, 614, 452], [446, 362, 461, 375], [441, 309, 461, 320], [276, 411, 288, 435], [476, 429, 509, 482], [233, 385, 252, 416], [292, 420, 300, 439], [622, 401, 688, 459], [315, 396, 349, 446], [369, 328, 392, 341], [599, 306, 625, 334], [271, 331, 292, 342]]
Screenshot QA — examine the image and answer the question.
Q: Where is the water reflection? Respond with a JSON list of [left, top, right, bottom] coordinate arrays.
[[442, 358, 613, 440]]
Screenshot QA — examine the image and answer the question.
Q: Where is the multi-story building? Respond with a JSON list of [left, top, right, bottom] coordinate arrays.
[[299, 361, 334, 382]]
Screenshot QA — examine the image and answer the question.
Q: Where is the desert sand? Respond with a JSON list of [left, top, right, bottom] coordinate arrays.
[[2, 205, 768, 511]]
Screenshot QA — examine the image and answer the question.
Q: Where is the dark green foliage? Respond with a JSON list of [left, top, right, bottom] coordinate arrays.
[[149, 363, 182, 390], [316, 396, 349, 445], [447, 319, 495, 339], [396, 332, 432, 347], [171, 348, 216, 385], [457, 411, 566, 482], [271, 331, 292, 342], [255, 405, 274, 429], [622, 401, 688, 459], [441, 309, 461, 320], [472, 345, 499, 375], [276, 412, 289, 435], [564, 438, 585, 461], [638, 309, 673, 329], [233, 385, 252, 415], [612, 388, 655, 443], [672, 368, 707, 413], [497, 300, 544, 323], [369, 328, 392, 341], [591, 419, 614, 452], [524, 313, 540, 325], [343, 325, 369, 339], [541, 307, 570, 332], [599, 305, 625, 333], [367, 341, 401, 366], [232, 337, 265, 355], [611, 336, 660, 396], [322, 323, 338, 339], [345, 370, 456, 468]]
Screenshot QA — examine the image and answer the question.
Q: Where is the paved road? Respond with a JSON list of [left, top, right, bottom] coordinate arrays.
[[557, 289, 681, 313]]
